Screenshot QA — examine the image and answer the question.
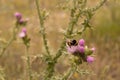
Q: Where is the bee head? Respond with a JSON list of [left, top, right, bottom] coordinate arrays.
[[66, 39, 78, 47], [70, 39, 77, 45]]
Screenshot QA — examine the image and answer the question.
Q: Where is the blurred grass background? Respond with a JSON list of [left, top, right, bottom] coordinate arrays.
[[0, 0, 120, 80]]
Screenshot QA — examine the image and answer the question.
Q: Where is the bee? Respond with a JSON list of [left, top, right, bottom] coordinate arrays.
[[66, 39, 78, 47]]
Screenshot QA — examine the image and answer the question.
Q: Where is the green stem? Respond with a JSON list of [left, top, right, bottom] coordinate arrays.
[[26, 46, 32, 80], [62, 65, 77, 80], [46, 3, 83, 79], [44, 63, 55, 80], [35, 0, 50, 56], [53, 7, 81, 62], [91, 0, 107, 12], [0, 23, 18, 57]]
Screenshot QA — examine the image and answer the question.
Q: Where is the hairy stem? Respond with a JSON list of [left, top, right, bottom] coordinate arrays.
[[35, 0, 50, 56], [53, 6, 81, 62], [0, 23, 18, 57], [26, 46, 32, 80], [62, 65, 77, 80], [91, 0, 107, 12]]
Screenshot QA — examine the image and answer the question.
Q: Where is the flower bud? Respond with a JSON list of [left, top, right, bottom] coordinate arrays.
[[19, 19, 24, 23], [78, 39, 85, 46], [14, 12, 22, 20], [19, 18, 28, 25], [77, 46, 85, 53], [86, 56, 94, 63], [19, 28, 27, 38], [22, 28, 27, 33], [19, 32, 26, 38], [91, 47, 95, 52]]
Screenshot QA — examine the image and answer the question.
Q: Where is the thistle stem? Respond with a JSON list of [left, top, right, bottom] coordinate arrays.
[[0, 23, 18, 57], [62, 65, 77, 80], [35, 0, 50, 56], [26, 46, 32, 80], [91, 0, 107, 12]]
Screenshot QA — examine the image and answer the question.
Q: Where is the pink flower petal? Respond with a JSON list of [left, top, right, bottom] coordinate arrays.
[[67, 46, 78, 54], [19, 32, 26, 38], [77, 45, 85, 53]]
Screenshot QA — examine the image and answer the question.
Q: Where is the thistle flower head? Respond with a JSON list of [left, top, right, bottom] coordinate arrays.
[[86, 56, 94, 63], [67, 46, 78, 54], [19, 28, 27, 38], [14, 12, 22, 20], [22, 27, 27, 33], [77, 46, 85, 53], [14, 12, 28, 25], [66, 39, 95, 64], [78, 39, 85, 46]]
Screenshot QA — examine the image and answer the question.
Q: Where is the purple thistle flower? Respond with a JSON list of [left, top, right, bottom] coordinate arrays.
[[86, 56, 94, 63], [19, 32, 26, 38], [19, 28, 27, 38], [78, 39, 85, 46], [14, 12, 22, 20], [67, 46, 78, 54], [22, 27, 27, 33], [77, 46, 85, 53]]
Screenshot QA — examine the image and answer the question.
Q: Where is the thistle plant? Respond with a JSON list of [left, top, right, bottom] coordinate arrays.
[[0, 0, 107, 80], [0, 12, 28, 57], [19, 28, 32, 80], [66, 39, 95, 64], [35, 0, 107, 80]]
